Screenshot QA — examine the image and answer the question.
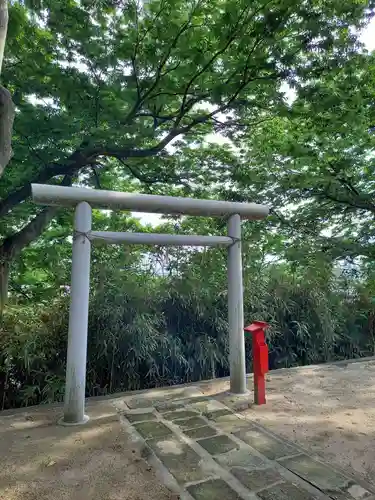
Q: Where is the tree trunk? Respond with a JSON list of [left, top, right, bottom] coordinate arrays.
[[0, 0, 14, 177], [0, 86, 14, 175], [0, 251, 9, 310], [0, 0, 8, 73]]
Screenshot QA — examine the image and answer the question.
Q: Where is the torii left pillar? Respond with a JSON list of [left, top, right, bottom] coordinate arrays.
[[59, 201, 92, 425]]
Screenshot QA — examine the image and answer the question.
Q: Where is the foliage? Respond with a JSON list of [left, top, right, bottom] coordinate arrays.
[[0, 0, 373, 302], [1, 237, 374, 409], [234, 50, 375, 264], [1, 1, 375, 409]]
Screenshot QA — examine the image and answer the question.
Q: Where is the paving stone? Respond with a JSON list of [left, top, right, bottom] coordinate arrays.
[[327, 491, 353, 500], [234, 427, 297, 459], [124, 412, 156, 423], [215, 448, 267, 469], [328, 488, 371, 500], [125, 397, 156, 409], [184, 426, 217, 440], [230, 467, 282, 490], [187, 478, 242, 500], [180, 395, 212, 405], [280, 454, 354, 492], [256, 481, 317, 500], [155, 396, 213, 413], [325, 480, 373, 500], [217, 394, 254, 412], [155, 401, 186, 412], [204, 408, 234, 420], [198, 434, 238, 455], [188, 399, 227, 413], [134, 421, 172, 440], [174, 416, 207, 430], [345, 482, 372, 500], [163, 410, 199, 421], [213, 413, 253, 433], [147, 436, 211, 484]]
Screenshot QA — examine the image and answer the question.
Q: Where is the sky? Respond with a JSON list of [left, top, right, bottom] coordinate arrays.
[[361, 17, 375, 51], [133, 18, 375, 226]]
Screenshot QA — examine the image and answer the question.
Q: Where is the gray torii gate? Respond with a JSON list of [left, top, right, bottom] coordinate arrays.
[[32, 184, 269, 425]]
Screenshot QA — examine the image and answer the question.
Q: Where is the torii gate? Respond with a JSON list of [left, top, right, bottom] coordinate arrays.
[[32, 184, 269, 425]]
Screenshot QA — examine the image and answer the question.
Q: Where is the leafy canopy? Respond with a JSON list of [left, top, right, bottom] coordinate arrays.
[[236, 50, 375, 264]]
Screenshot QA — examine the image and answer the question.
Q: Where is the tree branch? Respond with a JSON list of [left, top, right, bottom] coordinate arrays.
[[117, 159, 161, 184], [318, 188, 375, 214], [0, 142, 96, 217], [0, 173, 74, 261], [91, 165, 101, 188], [178, 4, 253, 120], [123, 4, 198, 124], [327, 161, 361, 197], [0, 1, 289, 217]]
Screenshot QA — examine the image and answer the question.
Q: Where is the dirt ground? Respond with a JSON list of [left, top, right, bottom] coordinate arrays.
[[0, 400, 176, 500], [201, 358, 375, 487], [1, 359, 375, 499]]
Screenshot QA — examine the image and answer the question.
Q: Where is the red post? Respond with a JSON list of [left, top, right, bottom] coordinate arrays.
[[244, 321, 269, 405]]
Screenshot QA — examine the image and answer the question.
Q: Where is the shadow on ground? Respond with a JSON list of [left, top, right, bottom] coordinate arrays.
[[0, 400, 177, 500]]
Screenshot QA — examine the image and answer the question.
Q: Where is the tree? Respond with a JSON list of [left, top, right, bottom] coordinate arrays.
[[0, 0, 14, 176], [235, 49, 375, 266], [0, 0, 372, 304]]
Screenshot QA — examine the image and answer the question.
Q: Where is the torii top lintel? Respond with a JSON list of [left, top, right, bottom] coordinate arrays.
[[31, 184, 269, 220]]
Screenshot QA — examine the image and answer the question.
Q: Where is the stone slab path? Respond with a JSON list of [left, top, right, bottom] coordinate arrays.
[[113, 386, 375, 500]]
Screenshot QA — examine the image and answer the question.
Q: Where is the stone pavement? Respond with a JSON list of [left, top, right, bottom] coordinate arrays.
[[113, 386, 375, 500]]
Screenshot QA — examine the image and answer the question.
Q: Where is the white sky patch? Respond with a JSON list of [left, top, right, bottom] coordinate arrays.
[[133, 211, 164, 226], [359, 17, 375, 50]]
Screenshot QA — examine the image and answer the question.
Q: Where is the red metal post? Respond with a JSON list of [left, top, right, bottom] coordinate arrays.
[[244, 321, 269, 405]]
